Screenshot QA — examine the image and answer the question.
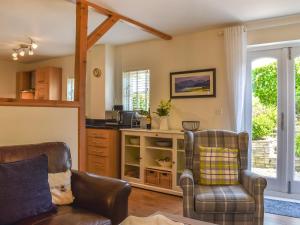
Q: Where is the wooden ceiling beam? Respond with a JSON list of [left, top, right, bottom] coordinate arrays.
[[87, 15, 119, 49], [86, 1, 172, 40]]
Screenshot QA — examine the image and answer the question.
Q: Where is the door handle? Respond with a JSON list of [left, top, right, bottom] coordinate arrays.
[[281, 112, 284, 131]]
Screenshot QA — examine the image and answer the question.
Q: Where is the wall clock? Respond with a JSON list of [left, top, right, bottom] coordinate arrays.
[[93, 68, 102, 78]]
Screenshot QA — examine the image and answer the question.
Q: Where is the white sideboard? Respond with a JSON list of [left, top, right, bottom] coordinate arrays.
[[121, 129, 185, 195]]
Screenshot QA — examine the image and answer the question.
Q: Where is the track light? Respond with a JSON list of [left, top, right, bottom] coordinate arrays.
[[12, 52, 18, 58], [11, 38, 38, 60], [31, 42, 38, 49]]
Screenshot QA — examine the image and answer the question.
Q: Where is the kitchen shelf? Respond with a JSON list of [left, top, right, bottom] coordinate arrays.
[[146, 146, 173, 151], [146, 166, 172, 172], [122, 129, 185, 195], [125, 144, 140, 148], [125, 162, 140, 167]]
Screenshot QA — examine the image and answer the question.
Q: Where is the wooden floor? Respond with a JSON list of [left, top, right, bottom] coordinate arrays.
[[128, 187, 300, 225]]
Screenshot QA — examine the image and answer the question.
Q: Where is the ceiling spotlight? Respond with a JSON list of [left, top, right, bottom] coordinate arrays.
[[28, 48, 34, 56], [12, 52, 18, 58], [13, 56, 18, 61], [31, 42, 38, 49], [19, 49, 25, 57]]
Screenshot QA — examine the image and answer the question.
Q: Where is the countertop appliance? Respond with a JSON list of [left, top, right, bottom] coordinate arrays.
[[103, 108, 140, 128], [119, 111, 139, 128], [111, 105, 123, 122]]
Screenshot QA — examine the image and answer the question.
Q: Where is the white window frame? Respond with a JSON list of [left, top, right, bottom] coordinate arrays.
[[122, 69, 150, 111], [67, 78, 75, 101]]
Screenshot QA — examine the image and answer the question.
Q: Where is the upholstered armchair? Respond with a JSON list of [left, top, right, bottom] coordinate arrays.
[[180, 130, 267, 225]]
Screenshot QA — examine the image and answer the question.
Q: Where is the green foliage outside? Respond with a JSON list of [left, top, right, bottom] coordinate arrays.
[[252, 97, 276, 140], [252, 58, 300, 156], [252, 63, 278, 107], [132, 94, 148, 111], [296, 134, 300, 158]]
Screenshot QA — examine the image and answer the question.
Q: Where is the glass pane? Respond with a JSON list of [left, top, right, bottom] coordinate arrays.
[[294, 56, 300, 181], [251, 58, 278, 178], [67, 78, 75, 101], [124, 136, 141, 179]]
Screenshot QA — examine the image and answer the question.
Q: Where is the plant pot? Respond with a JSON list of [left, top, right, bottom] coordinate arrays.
[[159, 116, 169, 130]]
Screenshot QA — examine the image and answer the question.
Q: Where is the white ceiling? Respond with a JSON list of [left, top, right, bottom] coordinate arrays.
[[0, 0, 300, 62]]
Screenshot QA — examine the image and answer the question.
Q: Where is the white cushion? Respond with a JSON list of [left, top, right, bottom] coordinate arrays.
[[48, 170, 74, 205]]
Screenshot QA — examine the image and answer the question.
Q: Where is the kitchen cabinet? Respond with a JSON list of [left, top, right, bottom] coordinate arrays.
[[86, 128, 120, 178], [16, 67, 62, 100]]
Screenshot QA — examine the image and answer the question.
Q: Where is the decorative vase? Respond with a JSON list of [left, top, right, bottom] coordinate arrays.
[[159, 116, 169, 130]]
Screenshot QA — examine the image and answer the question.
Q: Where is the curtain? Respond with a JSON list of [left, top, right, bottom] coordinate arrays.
[[224, 25, 247, 132]]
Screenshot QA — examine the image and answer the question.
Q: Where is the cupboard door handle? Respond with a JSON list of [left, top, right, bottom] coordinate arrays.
[[281, 112, 284, 131]]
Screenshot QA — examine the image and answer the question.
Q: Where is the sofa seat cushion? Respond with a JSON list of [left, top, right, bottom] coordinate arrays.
[[195, 185, 255, 213], [15, 206, 111, 225]]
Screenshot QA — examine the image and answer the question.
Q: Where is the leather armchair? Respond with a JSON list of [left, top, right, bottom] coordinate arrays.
[[0, 142, 131, 225], [72, 171, 131, 225]]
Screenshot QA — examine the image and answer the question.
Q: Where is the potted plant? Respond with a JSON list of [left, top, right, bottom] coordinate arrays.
[[154, 99, 172, 130]]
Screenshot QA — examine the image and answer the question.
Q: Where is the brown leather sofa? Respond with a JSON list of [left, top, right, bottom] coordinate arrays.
[[0, 142, 131, 225]]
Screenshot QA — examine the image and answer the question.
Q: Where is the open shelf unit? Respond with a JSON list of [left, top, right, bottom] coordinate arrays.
[[121, 129, 184, 195], [123, 135, 141, 180]]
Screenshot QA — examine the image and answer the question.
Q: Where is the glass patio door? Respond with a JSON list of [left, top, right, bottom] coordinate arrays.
[[248, 46, 300, 194], [288, 47, 300, 194], [247, 49, 286, 192]]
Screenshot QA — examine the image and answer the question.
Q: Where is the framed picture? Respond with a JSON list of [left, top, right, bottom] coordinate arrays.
[[170, 68, 216, 99]]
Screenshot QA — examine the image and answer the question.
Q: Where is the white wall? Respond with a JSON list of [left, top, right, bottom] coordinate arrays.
[[0, 106, 78, 169], [105, 45, 116, 111], [115, 28, 231, 130], [86, 45, 106, 119], [0, 60, 22, 98], [248, 23, 300, 45]]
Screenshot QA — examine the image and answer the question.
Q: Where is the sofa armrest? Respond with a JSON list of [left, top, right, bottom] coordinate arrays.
[[71, 171, 131, 225], [241, 170, 267, 196], [241, 170, 267, 225], [179, 169, 195, 217]]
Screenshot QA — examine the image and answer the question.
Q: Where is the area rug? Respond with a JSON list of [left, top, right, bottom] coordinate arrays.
[[265, 198, 300, 218]]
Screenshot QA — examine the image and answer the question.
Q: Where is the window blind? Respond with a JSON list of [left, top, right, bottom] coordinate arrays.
[[122, 69, 150, 111]]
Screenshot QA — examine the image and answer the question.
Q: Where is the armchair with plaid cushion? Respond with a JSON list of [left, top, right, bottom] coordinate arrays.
[[180, 130, 267, 225]]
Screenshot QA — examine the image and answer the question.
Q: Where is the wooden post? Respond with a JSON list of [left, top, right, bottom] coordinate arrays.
[[75, 0, 88, 171], [73, 0, 172, 171]]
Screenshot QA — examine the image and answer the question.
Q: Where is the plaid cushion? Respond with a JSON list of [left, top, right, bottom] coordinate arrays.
[[189, 130, 248, 184], [195, 185, 255, 213], [199, 146, 239, 185]]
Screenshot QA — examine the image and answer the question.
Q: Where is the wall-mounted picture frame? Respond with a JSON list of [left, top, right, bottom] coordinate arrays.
[[170, 68, 216, 99]]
